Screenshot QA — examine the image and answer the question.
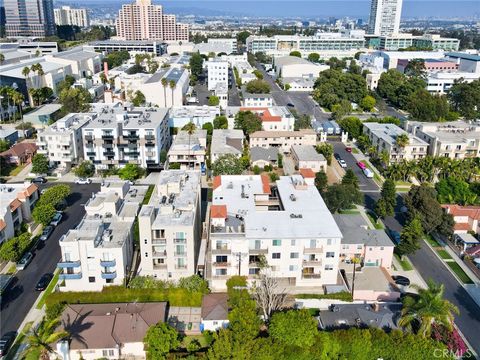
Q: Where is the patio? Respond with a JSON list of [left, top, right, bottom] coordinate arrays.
[[168, 306, 202, 335]]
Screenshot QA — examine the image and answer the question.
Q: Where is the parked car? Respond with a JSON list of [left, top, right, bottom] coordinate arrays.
[[388, 229, 401, 245], [338, 159, 347, 168], [16, 252, 33, 271], [363, 168, 374, 178], [31, 176, 47, 184], [392, 275, 410, 286], [50, 211, 63, 226], [0, 331, 17, 357], [287, 103, 295, 107], [39, 226, 54, 241], [35, 273, 53, 291], [334, 153, 341, 161], [345, 147, 352, 153], [357, 161, 366, 170], [75, 178, 92, 185]]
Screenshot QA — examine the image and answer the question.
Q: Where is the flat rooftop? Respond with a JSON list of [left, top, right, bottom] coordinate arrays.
[[410, 121, 480, 142], [39, 112, 93, 135], [169, 106, 220, 119], [346, 267, 398, 292], [291, 145, 325, 162], [211, 129, 244, 157], [363, 122, 427, 147], [169, 130, 207, 152], [333, 214, 394, 247]]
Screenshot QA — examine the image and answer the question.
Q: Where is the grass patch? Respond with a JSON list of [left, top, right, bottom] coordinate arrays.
[[181, 334, 209, 348], [142, 185, 154, 205], [8, 164, 27, 177], [394, 254, 413, 271], [395, 180, 411, 187], [339, 209, 361, 214], [46, 285, 205, 308], [351, 148, 359, 154], [296, 291, 353, 302], [446, 262, 474, 284], [425, 235, 441, 247], [36, 269, 59, 310], [6, 264, 17, 274], [436, 249, 453, 260], [5, 321, 33, 360], [366, 212, 384, 230]]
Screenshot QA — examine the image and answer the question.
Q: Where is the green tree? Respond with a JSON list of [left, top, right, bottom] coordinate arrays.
[[236, 31, 251, 45], [208, 95, 220, 106], [74, 161, 95, 178], [118, 164, 145, 181], [212, 154, 244, 176], [324, 184, 363, 213], [0, 233, 31, 262], [332, 100, 352, 120], [23, 317, 68, 360], [32, 153, 49, 174], [0, 139, 10, 152], [213, 115, 228, 129], [32, 203, 57, 226], [376, 179, 396, 217], [396, 133, 410, 148], [397, 215, 424, 256], [327, 57, 347, 70], [406, 89, 451, 122], [448, 80, 480, 120], [307, 53, 320, 63], [404, 59, 427, 79], [253, 69, 264, 80], [294, 114, 312, 130], [316, 143, 333, 165], [144, 323, 180, 360], [202, 122, 214, 136], [360, 95, 376, 112], [131, 90, 146, 106], [189, 52, 204, 78], [160, 149, 167, 164], [289, 50, 302, 58], [348, 59, 362, 75], [315, 171, 328, 193], [245, 79, 271, 94], [234, 111, 262, 136], [342, 169, 359, 189], [37, 184, 71, 208], [400, 280, 459, 338], [269, 309, 318, 348], [59, 87, 92, 113]]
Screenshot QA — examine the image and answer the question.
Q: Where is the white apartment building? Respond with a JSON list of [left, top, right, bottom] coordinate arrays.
[[207, 38, 237, 54], [168, 106, 220, 129], [249, 129, 317, 153], [426, 71, 480, 95], [242, 93, 274, 108], [37, 112, 93, 173], [291, 145, 327, 173], [82, 103, 170, 171], [211, 129, 244, 162], [54, 6, 90, 27], [138, 170, 202, 280], [363, 123, 428, 164], [139, 68, 190, 107], [405, 121, 480, 159], [368, 0, 403, 36], [58, 181, 146, 292], [206, 59, 229, 91], [274, 56, 328, 78], [208, 174, 343, 291], [0, 183, 39, 244], [167, 130, 207, 172], [45, 48, 102, 80], [231, 106, 295, 132]]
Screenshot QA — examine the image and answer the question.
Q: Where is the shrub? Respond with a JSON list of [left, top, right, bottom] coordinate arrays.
[[32, 203, 56, 226], [295, 291, 353, 302], [269, 172, 279, 182], [253, 165, 261, 175], [178, 275, 210, 294]]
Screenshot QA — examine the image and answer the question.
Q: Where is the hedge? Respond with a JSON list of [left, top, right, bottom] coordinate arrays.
[[295, 291, 353, 302], [45, 286, 204, 308]]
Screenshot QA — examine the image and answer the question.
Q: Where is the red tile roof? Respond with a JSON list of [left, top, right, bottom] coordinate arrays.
[[211, 205, 227, 219], [261, 175, 271, 194], [212, 176, 222, 190], [9, 198, 22, 211], [454, 223, 472, 231], [465, 245, 480, 256], [239, 107, 282, 122], [0, 220, 6, 231], [0, 142, 37, 158], [17, 184, 38, 200], [443, 204, 480, 220], [299, 168, 315, 178]]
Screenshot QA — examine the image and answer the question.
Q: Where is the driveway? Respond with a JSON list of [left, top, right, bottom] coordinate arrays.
[[0, 182, 100, 336], [283, 155, 296, 175]]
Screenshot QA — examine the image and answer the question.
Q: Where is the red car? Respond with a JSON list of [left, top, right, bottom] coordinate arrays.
[[357, 161, 366, 170], [345, 147, 352, 153]]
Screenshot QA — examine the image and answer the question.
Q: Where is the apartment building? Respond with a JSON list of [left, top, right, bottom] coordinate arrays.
[[363, 123, 428, 164], [368, 0, 403, 36], [37, 112, 93, 173], [45, 48, 102, 80], [291, 145, 327, 173], [167, 130, 207, 171], [274, 56, 328, 78], [0, 183, 39, 244], [207, 38, 237, 54], [249, 129, 317, 153], [405, 121, 480, 159], [138, 170, 202, 280], [168, 106, 220, 129], [227, 106, 295, 132], [208, 174, 343, 291], [206, 59, 229, 91], [58, 181, 146, 291], [87, 40, 166, 57], [211, 129, 244, 162], [82, 103, 170, 170], [5, 0, 56, 38], [242, 93, 274, 108], [54, 6, 90, 27], [426, 71, 480, 95], [115, 0, 188, 42]]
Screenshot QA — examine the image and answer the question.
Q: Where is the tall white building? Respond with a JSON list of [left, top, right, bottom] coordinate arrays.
[[208, 174, 343, 291], [368, 0, 403, 36], [138, 170, 202, 280], [206, 59, 229, 91], [54, 6, 90, 28]]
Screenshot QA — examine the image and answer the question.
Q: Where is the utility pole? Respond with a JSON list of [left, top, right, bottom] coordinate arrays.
[[233, 252, 247, 276]]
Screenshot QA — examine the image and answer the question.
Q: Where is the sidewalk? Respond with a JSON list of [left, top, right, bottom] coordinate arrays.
[[7, 163, 32, 183]]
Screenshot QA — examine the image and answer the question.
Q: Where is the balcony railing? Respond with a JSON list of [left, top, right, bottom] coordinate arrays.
[[175, 264, 187, 269], [154, 264, 168, 269], [100, 259, 116, 267], [145, 135, 155, 140], [303, 259, 322, 266], [101, 271, 117, 280], [249, 248, 268, 254], [153, 251, 167, 257], [212, 248, 231, 254], [59, 272, 82, 280], [174, 238, 186, 243], [152, 239, 166, 245], [102, 134, 114, 139], [124, 134, 139, 140], [213, 262, 230, 267], [57, 260, 81, 268], [85, 135, 94, 141], [174, 252, 187, 256], [304, 247, 323, 254], [302, 273, 321, 279]]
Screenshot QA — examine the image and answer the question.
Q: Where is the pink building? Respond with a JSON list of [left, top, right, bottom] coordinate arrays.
[[442, 204, 480, 234], [397, 58, 458, 73]]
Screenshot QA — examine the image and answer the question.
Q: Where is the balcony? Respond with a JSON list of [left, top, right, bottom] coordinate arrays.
[[175, 264, 187, 269], [103, 151, 115, 156], [302, 273, 321, 279], [249, 248, 268, 254], [124, 133, 139, 140], [100, 259, 116, 267], [174, 252, 187, 257], [59, 272, 82, 280], [102, 134, 114, 140], [57, 260, 81, 268], [304, 247, 323, 254], [152, 239, 166, 245], [174, 238, 186, 243], [85, 135, 94, 141], [303, 259, 322, 266], [213, 262, 230, 267], [86, 151, 96, 156], [153, 250, 167, 257], [145, 135, 155, 141], [154, 264, 168, 269], [212, 248, 231, 255], [101, 271, 117, 280]]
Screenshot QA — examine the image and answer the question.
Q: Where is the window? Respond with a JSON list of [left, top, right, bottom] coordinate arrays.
[[249, 268, 260, 275], [272, 239, 281, 246], [356, 245, 362, 250], [106, 278, 114, 284], [325, 264, 334, 270], [380, 247, 384, 250], [272, 253, 281, 259], [216, 269, 227, 276], [289, 265, 298, 271], [290, 239, 296, 246], [310, 239, 316, 248], [89, 277, 95, 283], [326, 252, 335, 258], [327, 238, 333, 245], [216, 255, 228, 263], [290, 252, 299, 259]]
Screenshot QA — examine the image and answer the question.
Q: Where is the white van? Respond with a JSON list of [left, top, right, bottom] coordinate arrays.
[[363, 168, 374, 178]]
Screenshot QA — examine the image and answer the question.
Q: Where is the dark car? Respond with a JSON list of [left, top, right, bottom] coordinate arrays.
[[287, 103, 295, 107], [0, 331, 17, 357], [35, 273, 53, 291], [39, 226, 54, 241], [334, 153, 341, 161], [392, 275, 410, 286], [388, 229, 401, 245], [31, 176, 47, 184]]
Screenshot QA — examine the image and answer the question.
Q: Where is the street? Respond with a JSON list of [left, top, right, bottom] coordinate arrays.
[[0, 182, 99, 336]]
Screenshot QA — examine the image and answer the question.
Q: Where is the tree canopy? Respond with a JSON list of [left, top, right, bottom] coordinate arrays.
[[32, 153, 49, 174], [59, 87, 92, 113], [118, 164, 145, 181], [74, 161, 95, 178], [234, 111, 262, 135], [189, 52, 204, 78], [269, 309, 318, 348], [245, 79, 271, 94], [144, 323, 180, 360], [208, 95, 220, 106], [212, 154, 245, 176], [213, 115, 229, 129]]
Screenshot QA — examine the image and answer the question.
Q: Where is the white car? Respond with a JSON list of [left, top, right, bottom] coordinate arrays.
[[363, 168, 374, 178], [75, 178, 91, 185], [338, 159, 347, 168], [16, 252, 33, 271], [50, 211, 63, 226]]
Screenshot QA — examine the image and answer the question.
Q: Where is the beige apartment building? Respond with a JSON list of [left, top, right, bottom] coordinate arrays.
[[115, 0, 188, 41], [138, 170, 202, 281], [249, 129, 317, 153]]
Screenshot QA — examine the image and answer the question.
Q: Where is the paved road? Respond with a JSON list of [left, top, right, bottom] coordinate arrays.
[[0, 183, 99, 336]]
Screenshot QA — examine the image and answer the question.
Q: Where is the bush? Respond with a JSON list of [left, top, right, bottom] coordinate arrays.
[[37, 184, 71, 209], [295, 291, 353, 302], [178, 275, 210, 294], [32, 203, 57, 226], [269, 172, 279, 182], [0, 232, 33, 262], [74, 161, 95, 178], [263, 165, 272, 172], [253, 165, 261, 175]]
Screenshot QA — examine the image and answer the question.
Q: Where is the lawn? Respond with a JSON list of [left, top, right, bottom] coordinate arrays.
[[351, 148, 359, 154], [394, 254, 413, 271], [339, 209, 360, 214], [366, 212, 384, 230], [446, 262, 474, 284], [181, 334, 209, 348], [5, 321, 33, 360], [36, 269, 59, 309], [436, 249, 453, 260], [425, 235, 441, 248], [8, 163, 27, 177], [6, 264, 16, 274], [142, 185, 154, 205]]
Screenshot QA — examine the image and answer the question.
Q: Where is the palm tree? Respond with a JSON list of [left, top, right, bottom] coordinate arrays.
[[12, 90, 25, 135], [183, 122, 196, 169], [23, 317, 68, 360], [399, 280, 459, 338], [169, 79, 176, 107], [161, 78, 168, 107], [396, 134, 410, 148]]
